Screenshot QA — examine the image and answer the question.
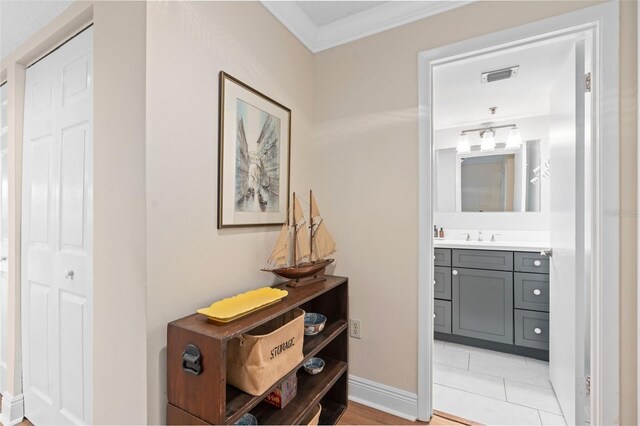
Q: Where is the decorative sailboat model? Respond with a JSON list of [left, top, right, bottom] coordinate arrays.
[[262, 190, 336, 287]]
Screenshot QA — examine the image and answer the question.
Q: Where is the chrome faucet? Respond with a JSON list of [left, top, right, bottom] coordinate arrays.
[[460, 232, 471, 241], [477, 231, 483, 242], [491, 233, 501, 242]]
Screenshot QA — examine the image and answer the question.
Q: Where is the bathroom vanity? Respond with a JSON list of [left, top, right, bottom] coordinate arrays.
[[433, 242, 550, 360]]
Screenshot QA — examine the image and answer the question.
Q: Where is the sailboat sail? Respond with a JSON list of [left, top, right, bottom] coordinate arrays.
[[312, 221, 336, 260], [268, 223, 290, 267], [294, 197, 311, 262], [310, 192, 321, 220], [310, 193, 336, 261], [296, 229, 311, 261]]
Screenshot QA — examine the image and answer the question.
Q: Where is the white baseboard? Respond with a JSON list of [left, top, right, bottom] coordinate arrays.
[[348, 375, 418, 421], [0, 392, 24, 426]]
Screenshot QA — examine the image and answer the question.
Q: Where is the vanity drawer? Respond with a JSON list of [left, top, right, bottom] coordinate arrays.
[[514, 310, 549, 350], [514, 273, 549, 312], [434, 248, 451, 267], [452, 249, 513, 271], [514, 252, 549, 274], [434, 266, 452, 300], [434, 299, 452, 334]]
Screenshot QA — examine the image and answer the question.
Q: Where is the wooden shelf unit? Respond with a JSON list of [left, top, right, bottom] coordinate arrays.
[[167, 276, 349, 425]]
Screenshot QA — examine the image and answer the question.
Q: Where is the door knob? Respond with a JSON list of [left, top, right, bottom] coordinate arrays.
[[534, 327, 542, 335], [452, 270, 458, 276], [533, 260, 542, 267], [64, 270, 74, 279], [533, 289, 541, 296]]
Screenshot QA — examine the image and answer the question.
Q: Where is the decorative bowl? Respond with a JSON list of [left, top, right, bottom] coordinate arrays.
[[304, 313, 327, 336], [303, 357, 325, 375], [235, 413, 257, 425]]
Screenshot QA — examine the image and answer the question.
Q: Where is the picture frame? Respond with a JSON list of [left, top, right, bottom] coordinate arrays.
[[218, 71, 291, 228]]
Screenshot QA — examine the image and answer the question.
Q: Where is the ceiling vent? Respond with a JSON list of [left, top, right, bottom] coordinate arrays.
[[481, 66, 519, 83]]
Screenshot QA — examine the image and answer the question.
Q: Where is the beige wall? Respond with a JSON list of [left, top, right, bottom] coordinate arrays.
[[144, 2, 315, 423], [93, 2, 148, 424], [313, 0, 636, 423]]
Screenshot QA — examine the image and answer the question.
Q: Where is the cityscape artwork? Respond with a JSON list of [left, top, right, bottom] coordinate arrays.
[[218, 71, 290, 228], [235, 99, 280, 213]]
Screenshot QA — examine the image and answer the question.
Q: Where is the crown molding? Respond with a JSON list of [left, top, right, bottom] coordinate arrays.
[[260, 1, 317, 51], [261, 1, 474, 53]]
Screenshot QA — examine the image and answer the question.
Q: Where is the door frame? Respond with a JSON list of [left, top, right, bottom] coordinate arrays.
[[417, 1, 620, 424]]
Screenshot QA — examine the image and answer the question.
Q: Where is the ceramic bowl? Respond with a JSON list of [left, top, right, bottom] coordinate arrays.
[[234, 413, 257, 425], [304, 313, 327, 336], [303, 357, 325, 375]]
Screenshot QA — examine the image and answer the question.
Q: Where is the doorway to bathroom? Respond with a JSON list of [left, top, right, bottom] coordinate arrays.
[[417, 2, 619, 426]]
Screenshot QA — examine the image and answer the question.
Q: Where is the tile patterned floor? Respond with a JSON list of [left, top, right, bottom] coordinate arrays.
[[434, 340, 566, 426]]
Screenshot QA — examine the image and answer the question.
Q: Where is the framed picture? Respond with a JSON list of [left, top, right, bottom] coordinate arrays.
[[218, 71, 291, 228]]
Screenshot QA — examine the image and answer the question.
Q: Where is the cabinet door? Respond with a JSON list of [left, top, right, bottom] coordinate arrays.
[[452, 267, 513, 344], [514, 272, 549, 312], [514, 252, 550, 274], [434, 248, 451, 267], [434, 266, 451, 300], [434, 300, 451, 334], [515, 309, 549, 350], [452, 249, 513, 271]]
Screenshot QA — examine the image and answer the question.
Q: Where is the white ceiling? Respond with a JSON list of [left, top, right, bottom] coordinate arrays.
[[261, 1, 472, 53], [296, 1, 387, 27], [433, 39, 575, 130], [1, 0, 73, 61]]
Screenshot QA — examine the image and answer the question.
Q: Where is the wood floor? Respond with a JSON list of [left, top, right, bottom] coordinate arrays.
[[340, 401, 478, 425], [2, 399, 475, 425]]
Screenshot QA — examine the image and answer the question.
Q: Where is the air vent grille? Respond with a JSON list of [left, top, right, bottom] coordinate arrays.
[[481, 66, 519, 83]]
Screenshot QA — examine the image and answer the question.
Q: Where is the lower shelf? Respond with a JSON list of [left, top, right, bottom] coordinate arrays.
[[246, 358, 347, 425], [319, 399, 347, 425]]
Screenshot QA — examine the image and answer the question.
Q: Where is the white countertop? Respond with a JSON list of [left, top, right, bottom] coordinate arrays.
[[434, 239, 550, 252]]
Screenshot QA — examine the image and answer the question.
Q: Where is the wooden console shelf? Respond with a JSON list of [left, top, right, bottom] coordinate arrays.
[[167, 276, 349, 425]]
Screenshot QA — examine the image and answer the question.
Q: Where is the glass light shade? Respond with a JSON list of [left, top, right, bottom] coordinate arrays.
[[480, 129, 495, 152], [456, 133, 471, 154], [505, 127, 523, 150]]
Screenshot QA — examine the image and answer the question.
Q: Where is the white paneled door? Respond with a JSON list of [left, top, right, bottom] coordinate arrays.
[[22, 27, 93, 425], [0, 81, 8, 397]]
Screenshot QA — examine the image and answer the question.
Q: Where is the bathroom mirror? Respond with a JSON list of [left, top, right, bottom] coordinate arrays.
[[435, 140, 544, 213]]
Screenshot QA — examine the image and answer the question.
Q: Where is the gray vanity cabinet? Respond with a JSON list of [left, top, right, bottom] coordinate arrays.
[[434, 247, 550, 359], [452, 267, 514, 344]]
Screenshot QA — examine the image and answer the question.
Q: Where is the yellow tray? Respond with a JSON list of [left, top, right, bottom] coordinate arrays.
[[197, 287, 288, 322]]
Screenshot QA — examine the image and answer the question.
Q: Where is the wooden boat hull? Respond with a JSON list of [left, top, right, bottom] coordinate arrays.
[[265, 259, 334, 280]]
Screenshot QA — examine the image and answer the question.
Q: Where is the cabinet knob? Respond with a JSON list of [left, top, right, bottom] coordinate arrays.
[[433, 313, 436, 319], [0, 256, 6, 262], [433, 255, 436, 260], [533, 260, 542, 267], [433, 280, 436, 285], [452, 270, 458, 276], [534, 327, 542, 335], [64, 270, 74, 280], [533, 289, 541, 296]]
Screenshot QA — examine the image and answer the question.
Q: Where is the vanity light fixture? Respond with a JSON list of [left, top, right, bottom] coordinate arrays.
[[505, 126, 523, 150], [457, 123, 520, 153], [480, 129, 495, 152], [456, 133, 471, 154]]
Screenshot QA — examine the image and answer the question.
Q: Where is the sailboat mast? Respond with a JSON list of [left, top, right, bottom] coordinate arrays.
[[292, 192, 297, 267], [309, 190, 314, 262]]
